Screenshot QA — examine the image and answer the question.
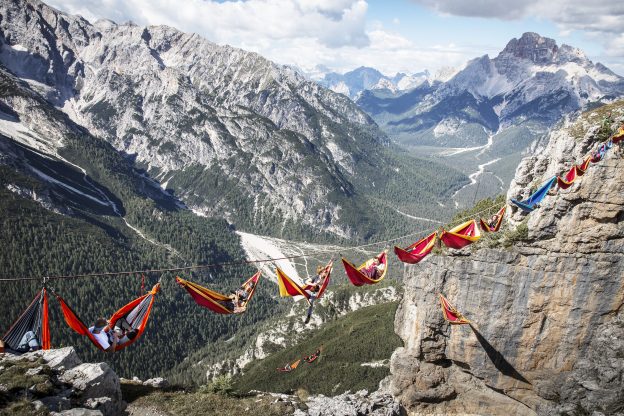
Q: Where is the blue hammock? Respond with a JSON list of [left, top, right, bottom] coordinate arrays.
[[511, 176, 557, 212]]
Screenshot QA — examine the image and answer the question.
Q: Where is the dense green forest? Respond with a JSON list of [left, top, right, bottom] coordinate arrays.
[[0, 165, 286, 380]]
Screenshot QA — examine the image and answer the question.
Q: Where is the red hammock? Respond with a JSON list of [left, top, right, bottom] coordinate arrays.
[[303, 347, 322, 363], [576, 157, 591, 175], [303, 262, 332, 300], [557, 165, 578, 190], [479, 206, 506, 233], [55, 283, 160, 352], [394, 232, 437, 264], [342, 251, 388, 286], [277, 359, 301, 373], [440, 220, 481, 249], [276, 261, 332, 304], [176, 272, 261, 314], [439, 294, 470, 325], [2, 287, 51, 352]]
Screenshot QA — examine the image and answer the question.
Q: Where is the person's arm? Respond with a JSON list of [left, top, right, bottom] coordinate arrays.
[[105, 332, 118, 353]]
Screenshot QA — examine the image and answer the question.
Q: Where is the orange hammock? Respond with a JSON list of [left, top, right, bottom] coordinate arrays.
[[576, 157, 591, 175], [277, 359, 301, 373], [276, 261, 333, 305], [2, 287, 51, 352], [440, 220, 481, 249], [176, 272, 261, 315], [479, 206, 506, 233], [439, 294, 470, 325], [557, 165, 579, 190], [394, 232, 437, 264], [342, 250, 388, 286], [55, 283, 160, 352]]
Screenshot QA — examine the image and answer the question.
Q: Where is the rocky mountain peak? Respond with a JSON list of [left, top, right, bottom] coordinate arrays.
[[499, 32, 559, 64]]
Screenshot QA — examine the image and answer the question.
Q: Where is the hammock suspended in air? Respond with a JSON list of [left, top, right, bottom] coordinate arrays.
[[612, 127, 624, 144], [55, 283, 160, 351], [439, 294, 470, 325], [276, 261, 333, 304], [176, 272, 261, 314], [342, 251, 388, 286], [440, 220, 481, 249], [479, 206, 507, 233], [576, 157, 591, 175], [394, 232, 437, 264], [277, 359, 301, 373], [2, 287, 50, 353], [510, 176, 557, 212], [557, 166, 579, 190]]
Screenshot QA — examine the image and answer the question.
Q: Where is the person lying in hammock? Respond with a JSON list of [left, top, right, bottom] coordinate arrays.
[[303, 265, 329, 324], [89, 318, 137, 352], [0, 331, 42, 354], [361, 253, 386, 279], [227, 281, 256, 314], [488, 213, 500, 229]]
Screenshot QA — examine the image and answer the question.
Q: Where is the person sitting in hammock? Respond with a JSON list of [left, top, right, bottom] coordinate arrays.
[[3, 331, 42, 353], [89, 318, 137, 352], [361, 254, 385, 279], [303, 265, 328, 324], [228, 282, 255, 314], [488, 213, 500, 229]]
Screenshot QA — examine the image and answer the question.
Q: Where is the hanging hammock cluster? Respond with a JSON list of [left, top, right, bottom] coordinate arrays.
[[277, 347, 322, 373], [1, 126, 621, 354]]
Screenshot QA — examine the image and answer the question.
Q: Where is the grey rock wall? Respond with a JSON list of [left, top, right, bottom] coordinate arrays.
[[389, 104, 624, 415]]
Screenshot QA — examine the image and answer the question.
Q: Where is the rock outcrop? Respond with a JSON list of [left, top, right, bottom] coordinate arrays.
[[294, 390, 401, 416], [388, 103, 624, 415], [0, 347, 125, 415]]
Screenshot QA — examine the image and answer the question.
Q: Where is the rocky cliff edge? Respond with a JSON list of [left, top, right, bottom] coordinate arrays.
[[388, 103, 624, 415]]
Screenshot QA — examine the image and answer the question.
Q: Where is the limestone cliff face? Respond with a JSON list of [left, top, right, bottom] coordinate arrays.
[[388, 103, 624, 415]]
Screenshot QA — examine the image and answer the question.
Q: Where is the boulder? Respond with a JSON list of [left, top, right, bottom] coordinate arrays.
[[59, 363, 123, 416], [297, 390, 402, 416], [143, 377, 169, 388], [18, 347, 83, 370]]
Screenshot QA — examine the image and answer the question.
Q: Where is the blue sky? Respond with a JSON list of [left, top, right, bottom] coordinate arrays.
[[48, 0, 624, 76]]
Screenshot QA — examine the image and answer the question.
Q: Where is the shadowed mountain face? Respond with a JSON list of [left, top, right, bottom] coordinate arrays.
[[355, 32, 624, 210], [0, 0, 468, 241]]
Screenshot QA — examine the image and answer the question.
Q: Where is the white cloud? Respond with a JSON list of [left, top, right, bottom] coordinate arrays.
[[47, 0, 370, 49], [48, 0, 477, 75], [412, 0, 624, 67], [46, 0, 623, 77], [414, 0, 538, 20]]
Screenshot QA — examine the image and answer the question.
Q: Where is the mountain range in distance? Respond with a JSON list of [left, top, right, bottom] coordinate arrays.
[[313, 33, 624, 209]]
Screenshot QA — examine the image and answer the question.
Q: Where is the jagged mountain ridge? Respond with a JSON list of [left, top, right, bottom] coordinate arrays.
[[354, 32, 624, 210], [0, 62, 289, 381], [314, 66, 433, 99], [0, 0, 467, 240], [358, 32, 624, 148]]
